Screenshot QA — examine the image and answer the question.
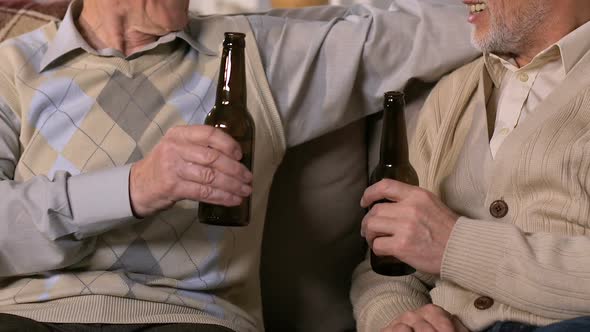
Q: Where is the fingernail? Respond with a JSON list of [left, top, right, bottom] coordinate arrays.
[[244, 170, 253, 182], [241, 185, 252, 196], [230, 195, 242, 205], [234, 149, 242, 160]]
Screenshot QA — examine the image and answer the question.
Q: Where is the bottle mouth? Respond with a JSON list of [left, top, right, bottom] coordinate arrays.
[[384, 91, 405, 107], [384, 91, 404, 100], [224, 32, 246, 48]]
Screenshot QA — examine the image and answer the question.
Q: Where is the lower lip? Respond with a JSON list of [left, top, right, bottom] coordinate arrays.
[[468, 10, 485, 24]]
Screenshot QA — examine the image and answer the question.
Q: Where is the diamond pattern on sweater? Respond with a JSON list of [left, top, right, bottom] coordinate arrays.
[[4, 31, 247, 325], [28, 76, 94, 153], [13, 274, 86, 304], [167, 60, 215, 125], [109, 238, 164, 276], [16, 64, 231, 292], [126, 146, 144, 163], [21, 76, 96, 178], [140, 218, 180, 264], [85, 272, 131, 295], [97, 71, 165, 142]]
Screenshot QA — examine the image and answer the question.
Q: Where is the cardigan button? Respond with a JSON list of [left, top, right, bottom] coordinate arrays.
[[490, 200, 508, 218], [474, 296, 494, 310]]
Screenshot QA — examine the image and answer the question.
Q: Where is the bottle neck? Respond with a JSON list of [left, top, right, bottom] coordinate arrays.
[[379, 101, 409, 165], [215, 45, 246, 107]]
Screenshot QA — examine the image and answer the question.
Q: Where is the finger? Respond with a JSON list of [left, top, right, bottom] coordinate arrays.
[[361, 202, 399, 237], [178, 162, 252, 198], [361, 179, 415, 208], [172, 125, 244, 160], [368, 202, 420, 220], [372, 235, 397, 257], [452, 316, 470, 332], [174, 181, 243, 206], [177, 144, 252, 182], [384, 323, 413, 332], [410, 321, 436, 332], [362, 216, 398, 245], [418, 305, 455, 332], [396, 312, 436, 332]]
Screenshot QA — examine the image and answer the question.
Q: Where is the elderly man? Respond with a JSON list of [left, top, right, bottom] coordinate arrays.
[[0, 0, 477, 331], [352, 0, 590, 331]]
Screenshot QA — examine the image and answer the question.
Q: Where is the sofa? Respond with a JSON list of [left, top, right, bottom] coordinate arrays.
[[0, 2, 432, 331]]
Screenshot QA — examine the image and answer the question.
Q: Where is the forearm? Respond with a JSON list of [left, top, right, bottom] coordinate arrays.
[[0, 70, 134, 276], [0, 166, 136, 276], [442, 217, 590, 319], [248, 1, 479, 147], [0, 173, 93, 276], [351, 259, 432, 332]]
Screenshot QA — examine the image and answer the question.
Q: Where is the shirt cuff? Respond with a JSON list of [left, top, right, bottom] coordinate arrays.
[[67, 165, 138, 238]]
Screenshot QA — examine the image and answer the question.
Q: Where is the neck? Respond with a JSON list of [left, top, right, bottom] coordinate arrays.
[[78, 0, 161, 56], [513, 27, 569, 67], [380, 98, 408, 165], [514, 3, 590, 67]]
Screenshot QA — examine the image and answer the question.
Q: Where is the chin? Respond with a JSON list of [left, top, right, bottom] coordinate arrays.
[[470, 29, 490, 52]]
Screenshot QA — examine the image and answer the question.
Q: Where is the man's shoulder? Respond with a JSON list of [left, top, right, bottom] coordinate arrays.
[[437, 56, 484, 89], [420, 56, 484, 120], [185, 14, 251, 51], [186, 14, 249, 37], [0, 22, 57, 75]]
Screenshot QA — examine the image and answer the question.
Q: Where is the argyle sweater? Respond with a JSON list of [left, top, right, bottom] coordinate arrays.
[[0, 16, 284, 332]]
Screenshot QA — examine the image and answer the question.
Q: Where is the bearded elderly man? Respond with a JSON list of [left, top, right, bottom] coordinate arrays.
[[352, 0, 590, 331], [0, 0, 478, 331]]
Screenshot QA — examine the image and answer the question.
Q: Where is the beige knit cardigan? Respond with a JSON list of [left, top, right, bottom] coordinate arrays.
[[351, 57, 590, 332]]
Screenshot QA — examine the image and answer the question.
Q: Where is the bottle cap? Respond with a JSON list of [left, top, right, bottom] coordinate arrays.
[[224, 32, 246, 48]]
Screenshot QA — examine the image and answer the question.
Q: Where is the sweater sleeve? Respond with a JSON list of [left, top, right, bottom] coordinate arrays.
[[350, 70, 458, 331], [350, 259, 433, 331], [0, 69, 137, 277], [442, 217, 590, 320]]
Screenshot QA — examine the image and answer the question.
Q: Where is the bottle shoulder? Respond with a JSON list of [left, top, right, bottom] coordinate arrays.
[[370, 163, 418, 186], [205, 105, 255, 138]]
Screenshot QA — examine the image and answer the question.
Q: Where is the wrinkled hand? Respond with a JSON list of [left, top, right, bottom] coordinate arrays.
[[130, 125, 253, 217], [383, 305, 470, 332], [361, 179, 459, 275]]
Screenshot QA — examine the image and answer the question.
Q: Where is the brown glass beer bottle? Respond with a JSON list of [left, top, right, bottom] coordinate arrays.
[[369, 91, 417, 276], [198, 32, 255, 227]]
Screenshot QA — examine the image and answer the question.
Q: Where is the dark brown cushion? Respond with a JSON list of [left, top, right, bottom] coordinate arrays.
[[261, 81, 434, 332], [262, 119, 368, 332]]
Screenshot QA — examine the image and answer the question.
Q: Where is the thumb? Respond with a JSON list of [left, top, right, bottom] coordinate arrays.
[[452, 315, 470, 332]]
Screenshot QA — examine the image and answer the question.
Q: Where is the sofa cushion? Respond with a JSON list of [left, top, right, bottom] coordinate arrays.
[[262, 119, 368, 332], [0, 0, 68, 42], [261, 81, 434, 332]]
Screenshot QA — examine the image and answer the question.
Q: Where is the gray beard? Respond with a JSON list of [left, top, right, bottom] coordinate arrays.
[[471, 3, 550, 55]]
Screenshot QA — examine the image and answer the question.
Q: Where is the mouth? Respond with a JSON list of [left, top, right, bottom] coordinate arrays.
[[464, 0, 488, 14]]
